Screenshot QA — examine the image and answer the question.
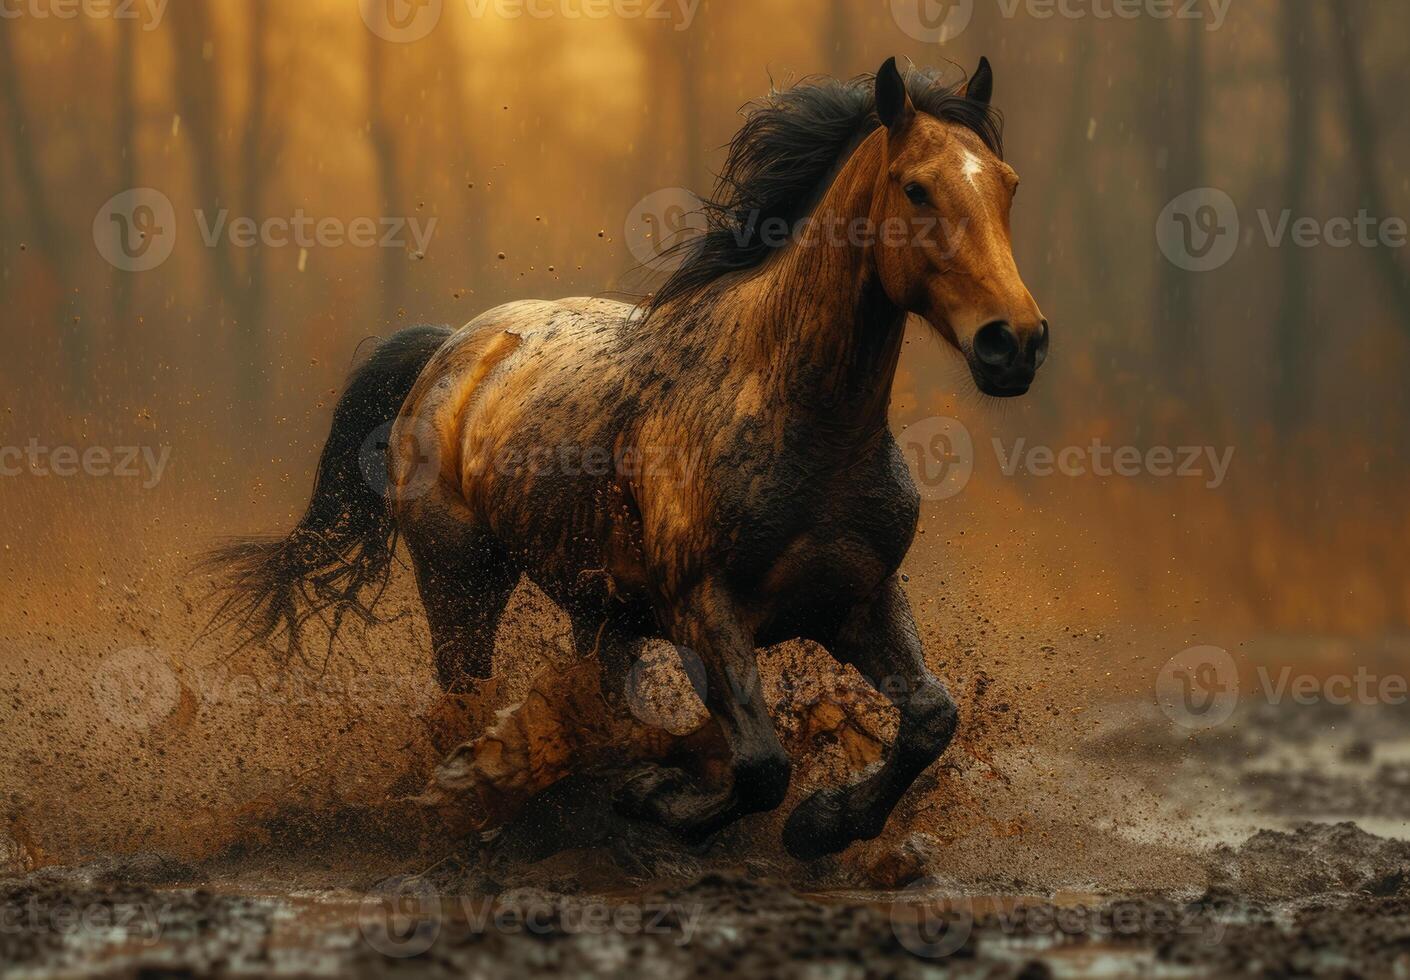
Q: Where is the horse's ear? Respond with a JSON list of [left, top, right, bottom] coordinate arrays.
[[875, 57, 916, 133], [965, 56, 994, 106]]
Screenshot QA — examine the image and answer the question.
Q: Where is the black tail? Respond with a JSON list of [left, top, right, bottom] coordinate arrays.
[[202, 324, 454, 661]]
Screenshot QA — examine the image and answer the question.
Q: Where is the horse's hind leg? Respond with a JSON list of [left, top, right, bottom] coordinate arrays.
[[781, 575, 958, 860], [401, 501, 519, 693], [607, 581, 791, 842]]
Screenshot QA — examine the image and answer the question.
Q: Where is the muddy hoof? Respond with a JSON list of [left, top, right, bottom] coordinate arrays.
[[612, 765, 697, 828], [783, 786, 864, 860]]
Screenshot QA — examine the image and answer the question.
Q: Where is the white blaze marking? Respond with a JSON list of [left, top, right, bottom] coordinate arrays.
[[960, 149, 985, 189]]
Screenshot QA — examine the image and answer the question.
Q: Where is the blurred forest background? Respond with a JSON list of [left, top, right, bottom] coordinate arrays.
[[0, 0, 1407, 640]]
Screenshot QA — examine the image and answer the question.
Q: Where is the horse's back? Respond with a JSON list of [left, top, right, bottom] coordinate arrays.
[[391, 296, 640, 529]]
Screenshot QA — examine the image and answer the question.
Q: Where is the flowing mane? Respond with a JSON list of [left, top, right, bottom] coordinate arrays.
[[647, 65, 1005, 313]]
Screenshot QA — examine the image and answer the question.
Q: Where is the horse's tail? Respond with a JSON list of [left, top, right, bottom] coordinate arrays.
[[200, 324, 454, 659]]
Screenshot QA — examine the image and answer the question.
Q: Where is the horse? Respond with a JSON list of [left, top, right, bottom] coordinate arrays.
[[208, 56, 1048, 860]]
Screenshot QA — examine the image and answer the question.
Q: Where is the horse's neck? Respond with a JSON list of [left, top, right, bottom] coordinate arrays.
[[731, 130, 906, 437]]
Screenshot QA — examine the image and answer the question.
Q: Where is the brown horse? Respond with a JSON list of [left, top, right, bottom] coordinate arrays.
[[209, 57, 1047, 859]]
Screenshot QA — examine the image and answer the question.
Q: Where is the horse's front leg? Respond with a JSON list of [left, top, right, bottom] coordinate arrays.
[[613, 582, 791, 842], [782, 575, 958, 860]]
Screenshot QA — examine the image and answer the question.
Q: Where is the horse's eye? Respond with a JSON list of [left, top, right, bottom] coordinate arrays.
[[904, 182, 929, 206]]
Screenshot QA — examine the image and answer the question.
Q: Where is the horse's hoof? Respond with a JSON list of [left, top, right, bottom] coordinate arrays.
[[782, 786, 856, 861], [611, 764, 691, 824]]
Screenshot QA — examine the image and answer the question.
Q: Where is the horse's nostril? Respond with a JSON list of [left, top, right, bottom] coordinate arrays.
[[1034, 319, 1050, 368], [974, 321, 1019, 368]]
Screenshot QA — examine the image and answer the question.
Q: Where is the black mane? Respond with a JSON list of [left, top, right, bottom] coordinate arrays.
[[646, 66, 1004, 313]]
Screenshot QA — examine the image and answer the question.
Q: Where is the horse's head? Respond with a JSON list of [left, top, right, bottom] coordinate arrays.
[[869, 57, 1048, 399]]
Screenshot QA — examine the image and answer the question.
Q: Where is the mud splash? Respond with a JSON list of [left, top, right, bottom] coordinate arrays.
[[6, 686, 1410, 977], [6, 498, 1410, 977], [7, 817, 1410, 979]]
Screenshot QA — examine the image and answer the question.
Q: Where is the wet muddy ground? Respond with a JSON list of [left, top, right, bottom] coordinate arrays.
[[7, 695, 1410, 978]]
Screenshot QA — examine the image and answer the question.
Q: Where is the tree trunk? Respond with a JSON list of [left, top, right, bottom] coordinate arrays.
[[170, 0, 248, 421], [676, 26, 706, 196], [825, 0, 850, 78], [169, 0, 277, 428], [1274, 0, 1316, 435], [237, 0, 271, 426], [366, 32, 406, 326], [1150, 18, 1210, 414], [112, 14, 137, 350], [1330, 0, 1410, 332], [634, 29, 668, 196], [1031, 33, 1094, 306], [431, 16, 485, 284], [0, 26, 86, 396]]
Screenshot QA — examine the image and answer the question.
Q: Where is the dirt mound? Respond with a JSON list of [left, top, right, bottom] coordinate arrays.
[[1162, 890, 1410, 977], [1209, 821, 1410, 899]]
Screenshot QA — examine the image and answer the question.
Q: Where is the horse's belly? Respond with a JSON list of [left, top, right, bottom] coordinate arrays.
[[749, 530, 898, 643]]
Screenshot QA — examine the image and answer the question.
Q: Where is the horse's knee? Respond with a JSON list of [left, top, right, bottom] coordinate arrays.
[[731, 748, 792, 814], [902, 681, 959, 759]]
